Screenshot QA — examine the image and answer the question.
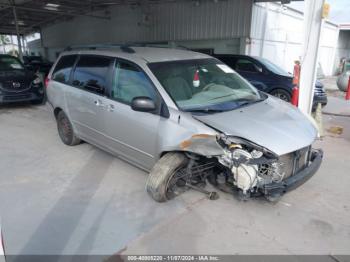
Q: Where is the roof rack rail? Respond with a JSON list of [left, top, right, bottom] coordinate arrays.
[[64, 44, 136, 53], [63, 42, 190, 53]]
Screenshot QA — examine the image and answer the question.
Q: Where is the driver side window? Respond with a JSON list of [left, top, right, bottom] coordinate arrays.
[[111, 61, 157, 104], [235, 59, 262, 73]]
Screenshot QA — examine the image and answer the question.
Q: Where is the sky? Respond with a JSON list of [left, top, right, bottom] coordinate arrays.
[[288, 0, 350, 24]]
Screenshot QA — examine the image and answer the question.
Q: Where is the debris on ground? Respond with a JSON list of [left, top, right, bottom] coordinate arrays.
[[327, 126, 344, 135]]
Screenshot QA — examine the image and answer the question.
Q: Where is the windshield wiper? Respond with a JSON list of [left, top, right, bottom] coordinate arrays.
[[237, 98, 265, 108], [187, 108, 224, 114]]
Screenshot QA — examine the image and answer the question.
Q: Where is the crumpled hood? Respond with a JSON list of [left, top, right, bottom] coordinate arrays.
[[194, 96, 318, 156]]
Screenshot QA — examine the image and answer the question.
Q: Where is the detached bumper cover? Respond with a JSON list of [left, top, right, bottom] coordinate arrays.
[[262, 149, 323, 196]]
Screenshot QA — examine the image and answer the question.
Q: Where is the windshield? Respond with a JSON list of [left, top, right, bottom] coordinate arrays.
[[255, 57, 291, 77], [0, 56, 24, 70], [149, 59, 263, 112]]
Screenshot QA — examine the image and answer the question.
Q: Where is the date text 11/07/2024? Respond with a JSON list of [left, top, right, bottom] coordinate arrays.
[[126, 255, 220, 261]]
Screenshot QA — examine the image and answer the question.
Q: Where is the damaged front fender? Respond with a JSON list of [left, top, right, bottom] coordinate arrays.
[[177, 134, 226, 156]]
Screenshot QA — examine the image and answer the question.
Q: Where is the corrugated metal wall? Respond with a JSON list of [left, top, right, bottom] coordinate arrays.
[[40, 0, 253, 60], [250, 2, 339, 76], [149, 0, 252, 41]]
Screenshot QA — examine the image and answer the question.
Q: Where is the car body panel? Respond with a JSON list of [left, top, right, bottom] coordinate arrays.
[[194, 96, 317, 156], [101, 96, 161, 170], [66, 86, 108, 146]]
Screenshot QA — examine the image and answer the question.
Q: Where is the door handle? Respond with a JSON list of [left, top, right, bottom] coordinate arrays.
[[94, 100, 103, 107], [106, 104, 114, 112]]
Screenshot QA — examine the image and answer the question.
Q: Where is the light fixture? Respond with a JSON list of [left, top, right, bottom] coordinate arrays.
[[44, 3, 60, 11], [11, 20, 25, 25]]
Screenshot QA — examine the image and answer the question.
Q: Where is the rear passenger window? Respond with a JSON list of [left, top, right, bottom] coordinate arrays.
[[52, 55, 77, 84], [72, 56, 112, 95], [111, 61, 156, 104]]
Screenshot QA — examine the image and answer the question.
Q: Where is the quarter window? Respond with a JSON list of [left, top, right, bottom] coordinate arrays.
[[52, 55, 77, 84], [72, 56, 112, 95], [111, 61, 156, 104]]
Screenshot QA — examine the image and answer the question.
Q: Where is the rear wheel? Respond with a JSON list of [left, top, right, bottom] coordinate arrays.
[[56, 111, 81, 146], [270, 89, 291, 102], [146, 152, 189, 202]]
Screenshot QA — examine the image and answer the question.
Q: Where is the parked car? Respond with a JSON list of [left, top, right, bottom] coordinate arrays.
[[23, 55, 53, 77], [46, 46, 323, 202], [0, 55, 45, 105], [213, 54, 327, 109]]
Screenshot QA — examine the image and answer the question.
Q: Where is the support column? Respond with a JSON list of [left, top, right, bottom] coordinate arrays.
[[12, 5, 23, 60], [298, 0, 325, 115]]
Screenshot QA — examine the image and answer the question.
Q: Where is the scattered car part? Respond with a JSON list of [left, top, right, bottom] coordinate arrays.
[[185, 182, 219, 200]]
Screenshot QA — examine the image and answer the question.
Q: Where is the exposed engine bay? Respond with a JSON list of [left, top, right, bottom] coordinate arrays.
[[172, 133, 316, 201]]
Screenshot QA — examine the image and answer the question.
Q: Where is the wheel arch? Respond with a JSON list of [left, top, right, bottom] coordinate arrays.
[[53, 107, 63, 119], [269, 86, 292, 95]]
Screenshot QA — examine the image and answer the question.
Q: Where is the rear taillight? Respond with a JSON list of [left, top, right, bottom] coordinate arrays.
[[45, 77, 50, 88]]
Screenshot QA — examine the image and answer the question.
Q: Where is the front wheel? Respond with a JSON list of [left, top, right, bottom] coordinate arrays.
[[270, 89, 291, 102], [146, 152, 189, 202]]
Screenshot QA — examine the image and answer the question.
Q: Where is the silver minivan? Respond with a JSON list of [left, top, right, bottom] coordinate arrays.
[[46, 46, 323, 202]]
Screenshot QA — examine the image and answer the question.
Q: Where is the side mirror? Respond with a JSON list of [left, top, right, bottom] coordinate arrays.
[[131, 97, 156, 112]]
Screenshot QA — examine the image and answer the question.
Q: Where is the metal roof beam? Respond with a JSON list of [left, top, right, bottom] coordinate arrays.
[[0, 3, 111, 20]]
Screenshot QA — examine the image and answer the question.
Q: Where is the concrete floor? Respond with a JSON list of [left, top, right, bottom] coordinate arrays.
[[0, 102, 349, 257]]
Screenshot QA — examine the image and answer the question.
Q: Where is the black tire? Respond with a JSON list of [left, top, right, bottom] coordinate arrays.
[[146, 152, 189, 202], [56, 111, 81, 146], [270, 89, 292, 102]]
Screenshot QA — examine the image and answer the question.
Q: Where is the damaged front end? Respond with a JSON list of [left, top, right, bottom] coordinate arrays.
[[177, 133, 323, 201]]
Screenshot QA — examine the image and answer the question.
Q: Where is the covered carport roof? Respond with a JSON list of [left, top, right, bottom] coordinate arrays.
[[0, 0, 303, 35]]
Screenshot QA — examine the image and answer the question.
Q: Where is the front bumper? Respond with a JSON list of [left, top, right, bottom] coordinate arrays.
[[0, 89, 44, 104], [262, 149, 323, 196]]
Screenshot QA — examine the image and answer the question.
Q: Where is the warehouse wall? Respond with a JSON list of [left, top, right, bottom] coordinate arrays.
[[40, 0, 253, 61], [250, 3, 339, 76], [334, 30, 350, 73]]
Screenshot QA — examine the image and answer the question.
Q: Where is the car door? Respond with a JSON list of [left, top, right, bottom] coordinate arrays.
[[102, 59, 161, 170], [66, 55, 114, 147]]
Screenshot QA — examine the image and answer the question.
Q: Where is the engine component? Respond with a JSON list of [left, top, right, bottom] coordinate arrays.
[[231, 149, 258, 194], [258, 161, 285, 185]]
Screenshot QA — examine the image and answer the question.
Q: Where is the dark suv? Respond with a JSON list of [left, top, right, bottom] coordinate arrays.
[[0, 54, 44, 105], [214, 54, 327, 108], [23, 55, 53, 77]]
